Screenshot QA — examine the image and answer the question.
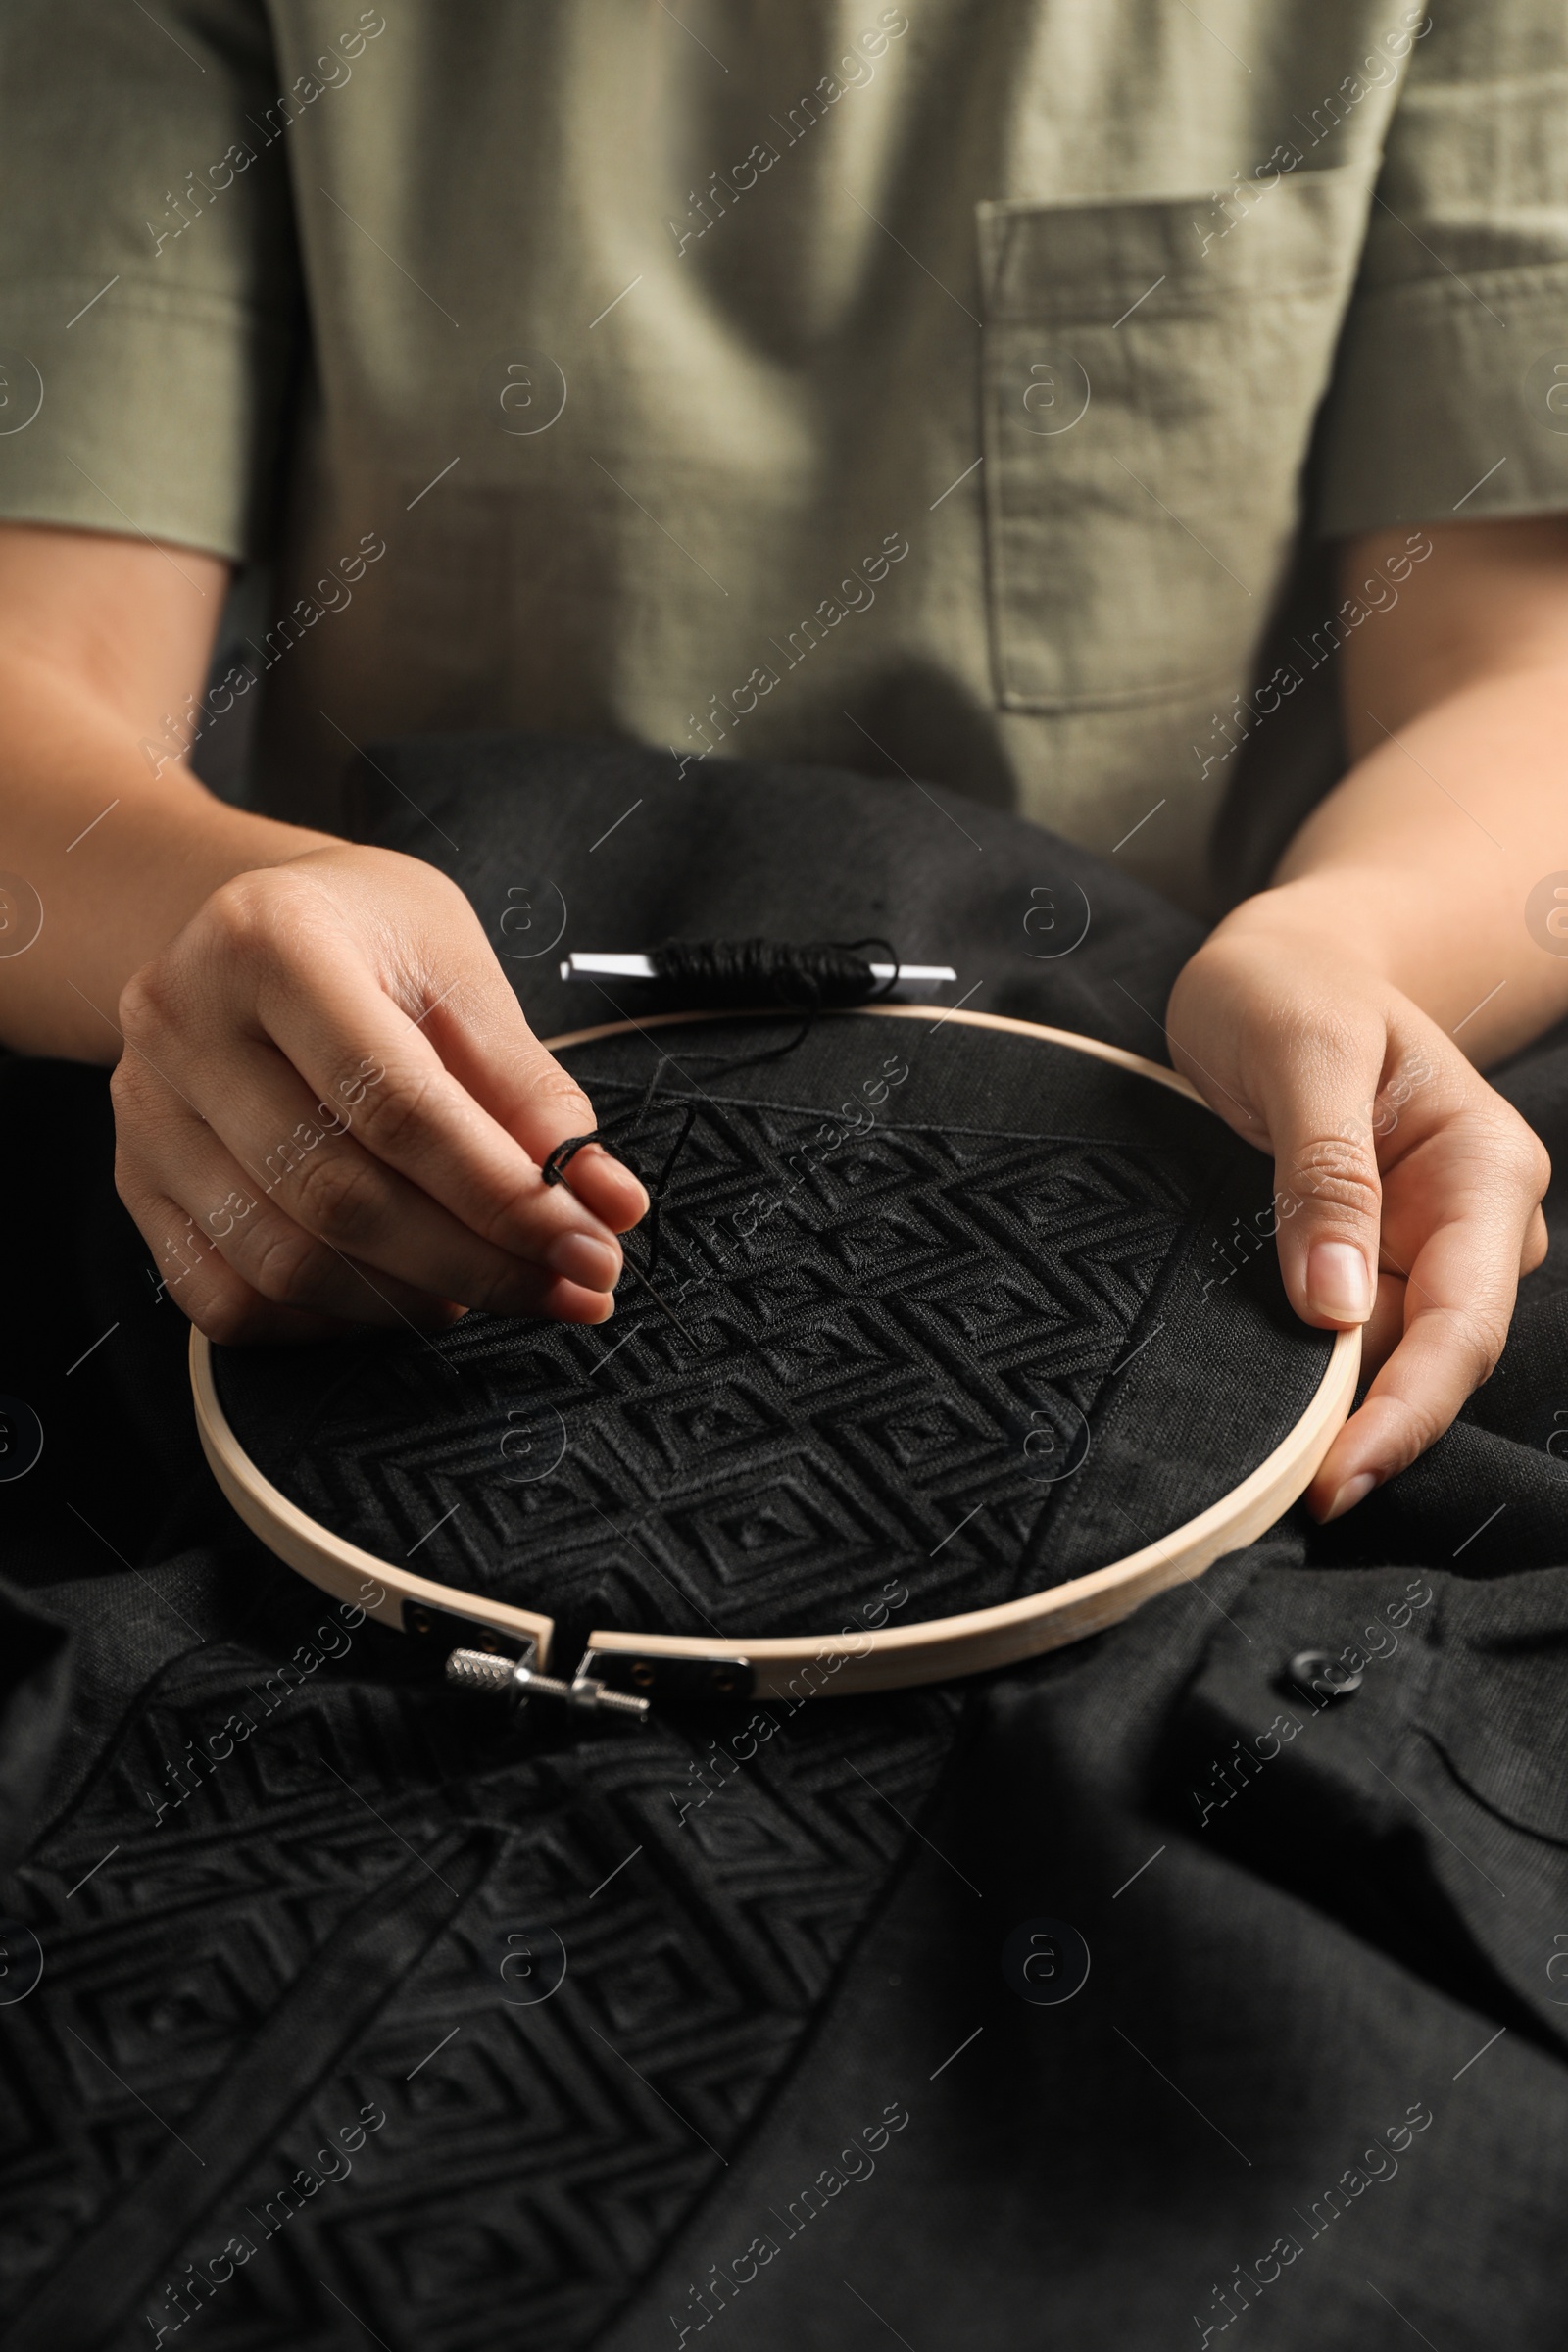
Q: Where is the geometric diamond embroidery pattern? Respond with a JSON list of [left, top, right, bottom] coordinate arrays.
[[253, 1097, 1195, 1641]]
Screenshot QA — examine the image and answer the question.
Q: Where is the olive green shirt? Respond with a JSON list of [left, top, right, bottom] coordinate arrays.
[[3, 1, 1568, 910]]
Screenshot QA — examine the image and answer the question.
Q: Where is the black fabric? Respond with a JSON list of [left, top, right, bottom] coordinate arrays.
[[343, 731, 1195, 1059], [0, 738, 1564, 2352], [0, 1582, 70, 1876], [212, 1014, 1332, 1653]]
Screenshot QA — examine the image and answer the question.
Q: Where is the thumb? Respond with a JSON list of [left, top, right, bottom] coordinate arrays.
[[1258, 1038, 1384, 1330]]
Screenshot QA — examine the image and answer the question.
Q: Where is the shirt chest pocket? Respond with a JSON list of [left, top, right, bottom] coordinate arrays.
[[978, 166, 1371, 711]]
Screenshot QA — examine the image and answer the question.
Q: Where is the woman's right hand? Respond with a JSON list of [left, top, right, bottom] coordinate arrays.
[[112, 840, 648, 1343], [0, 522, 643, 1347]]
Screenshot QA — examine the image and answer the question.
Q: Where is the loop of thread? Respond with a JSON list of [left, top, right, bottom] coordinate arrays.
[[542, 1121, 683, 1292], [541, 1130, 641, 1190]]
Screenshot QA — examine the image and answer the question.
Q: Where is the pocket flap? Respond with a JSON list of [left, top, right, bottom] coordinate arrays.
[[978, 163, 1369, 319]]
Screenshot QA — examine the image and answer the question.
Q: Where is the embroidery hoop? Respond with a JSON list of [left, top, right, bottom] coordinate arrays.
[[189, 1006, 1360, 1708]]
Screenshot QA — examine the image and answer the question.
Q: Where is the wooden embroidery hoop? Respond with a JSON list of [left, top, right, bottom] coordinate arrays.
[[190, 1005, 1360, 1710]]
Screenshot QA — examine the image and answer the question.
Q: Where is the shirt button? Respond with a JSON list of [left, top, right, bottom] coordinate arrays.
[[1285, 1648, 1363, 1698]]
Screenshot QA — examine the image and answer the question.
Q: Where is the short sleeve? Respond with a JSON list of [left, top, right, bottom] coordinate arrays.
[[1314, 3, 1568, 535], [0, 0, 301, 562]]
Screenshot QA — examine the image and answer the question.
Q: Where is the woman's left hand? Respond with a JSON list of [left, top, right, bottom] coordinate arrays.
[[1165, 903, 1551, 1519]]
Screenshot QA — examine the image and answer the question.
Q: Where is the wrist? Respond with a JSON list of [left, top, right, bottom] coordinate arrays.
[[1202, 866, 1548, 1068], [174, 787, 340, 898], [1208, 873, 1407, 989], [0, 769, 344, 1063]]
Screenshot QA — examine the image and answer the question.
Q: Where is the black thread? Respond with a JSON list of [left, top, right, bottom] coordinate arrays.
[[541, 936, 900, 1303], [644, 935, 898, 1010]]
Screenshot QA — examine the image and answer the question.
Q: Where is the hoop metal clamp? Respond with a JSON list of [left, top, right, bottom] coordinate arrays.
[[445, 1646, 651, 1723]]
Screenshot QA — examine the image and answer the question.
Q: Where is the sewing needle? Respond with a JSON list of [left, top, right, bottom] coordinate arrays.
[[619, 1252, 700, 1347]]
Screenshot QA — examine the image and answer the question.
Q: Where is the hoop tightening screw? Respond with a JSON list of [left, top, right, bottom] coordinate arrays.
[[445, 1647, 650, 1722]]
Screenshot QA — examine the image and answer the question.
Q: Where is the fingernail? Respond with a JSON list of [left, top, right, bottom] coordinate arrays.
[[1306, 1241, 1373, 1322], [545, 1231, 621, 1291], [1320, 1469, 1378, 1523]]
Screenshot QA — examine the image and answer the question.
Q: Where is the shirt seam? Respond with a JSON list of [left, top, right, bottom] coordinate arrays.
[[0, 274, 297, 331]]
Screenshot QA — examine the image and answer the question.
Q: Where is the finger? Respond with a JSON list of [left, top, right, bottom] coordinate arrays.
[[114, 1031, 463, 1329], [1307, 1149, 1537, 1520], [408, 960, 649, 1235], [266, 943, 634, 1274], [183, 1033, 621, 1310], [1253, 1021, 1386, 1333], [114, 1045, 615, 1333], [117, 1157, 361, 1345], [151, 874, 632, 1283], [310, 859, 648, 1231], [123, 1125, 469, 1333]]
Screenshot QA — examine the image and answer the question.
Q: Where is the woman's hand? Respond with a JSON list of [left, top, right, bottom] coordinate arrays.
[[1166, 899, 1550, 1519], [0, 525, 645, 1346], [112, 842, 648, 1343]]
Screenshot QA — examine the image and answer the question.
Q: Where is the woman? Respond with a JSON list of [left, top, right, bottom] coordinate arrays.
[[0, 0, 1563, 1521], [5, 11, 1568, 2351]]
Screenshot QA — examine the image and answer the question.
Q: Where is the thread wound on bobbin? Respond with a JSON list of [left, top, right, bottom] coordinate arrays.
[[646, 936, 896, 1008]]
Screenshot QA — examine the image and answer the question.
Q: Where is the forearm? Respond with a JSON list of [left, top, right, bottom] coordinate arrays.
[[0, 648, 336, 1062], [1243, 662, 1568, 1062], [1225, 517, 1568, 1069]]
